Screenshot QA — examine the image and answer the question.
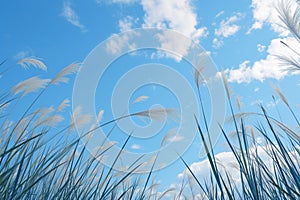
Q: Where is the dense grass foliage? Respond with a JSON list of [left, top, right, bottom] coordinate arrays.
[[1, 1, 300, 199], [0, 60, 175, 199]]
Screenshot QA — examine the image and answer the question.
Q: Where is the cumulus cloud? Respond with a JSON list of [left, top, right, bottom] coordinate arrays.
[[176, 145, 293, 197], [176, 151, 241, 198], [223, 37, 300, 83], [62, 1, 87, 32], [142, 0, 208, 61], [178, 151, 242, 193], [141, 0, 208, 41], [107, 0, 209, 62], [248, 0, 298, 35], [215, 13, 242, 38], [113, 0, 209, 41]]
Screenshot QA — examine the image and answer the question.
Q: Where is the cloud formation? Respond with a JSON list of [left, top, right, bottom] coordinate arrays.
[[215, 13, 242, 38], [62, 1, 87, 32], [118, 16, 138, 32], [131, 144, 141, 149], [224, 37, 300, 83], [257, 44, 266, 52], [112, 0, 209, 61], [96, 0, 137, 4], [213, 13, 242, 49], [176, 145, 286, 198], [141, 0, 208, 41], [248, 0, 298, 35]]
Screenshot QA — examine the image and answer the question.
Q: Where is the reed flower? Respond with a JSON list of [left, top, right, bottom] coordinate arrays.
[[132, 95, 149, 104], [57, 98, 70, 111], [17, 57, 47, 71], [70, 106, 92, 130], [13, 76, 50, 97], [134, 108, 178, 121], [51, 63, 80, 84]]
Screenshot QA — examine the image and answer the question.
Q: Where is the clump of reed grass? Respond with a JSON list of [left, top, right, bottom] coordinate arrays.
[[180, 72, 300, 200], [178, 1, 300, 198], [2, 1, 300, 198], [0, 58, 178, 200]]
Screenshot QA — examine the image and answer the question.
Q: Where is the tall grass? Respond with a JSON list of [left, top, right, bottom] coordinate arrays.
[[182, 83, 300, 199], [2, 1, 300, 199], [179, 1, 300, 199], [0, 60, 178, 200]]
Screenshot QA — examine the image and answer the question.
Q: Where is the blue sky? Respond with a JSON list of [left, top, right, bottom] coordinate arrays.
[[1, 0, 300, 190]]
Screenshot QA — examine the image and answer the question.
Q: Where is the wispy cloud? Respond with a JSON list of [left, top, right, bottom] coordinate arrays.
[[61, 1, 87, 32], [14, 50, 33, 60], [105, 32, 137, 55], [118, 16, 139, 32], [251, 99, 263, 106], [96, 0, 137, 4], [212, 13, 242, 49], [215, 13, 242, 38], [257, 44, 266, 52], [131, 144, 141, 150], [215, 10, 225, 18], [212, 38, 224, 49]]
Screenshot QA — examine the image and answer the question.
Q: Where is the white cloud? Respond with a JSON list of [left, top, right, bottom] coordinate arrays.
[[178, 150, 241, 192], [254, 87, 260, 92], [113, 0, 209, 41], [212, 13, 242, 49], [62, 1, 87, 32], [14, 50, 32, 60], [267, 99, 280, 108], [156, 30, 193, 62], [141, 0, 209, 61], [96, 0, 137, 3], [118, 16, 139, 32], [105, 32, 137, 54], [215, 13, 242, 38], [177, 145, 284, 197], [212, 38, 224, 49], [250, 99, 263, 106], [215, 10, 225, 18], [248, 0, 298, 35], [111, 0, 208, 62], [224, 37, 300, 83], [141, 0, 208, 41], [257, 44, 266, 52], [131, 144, 141, 149]]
